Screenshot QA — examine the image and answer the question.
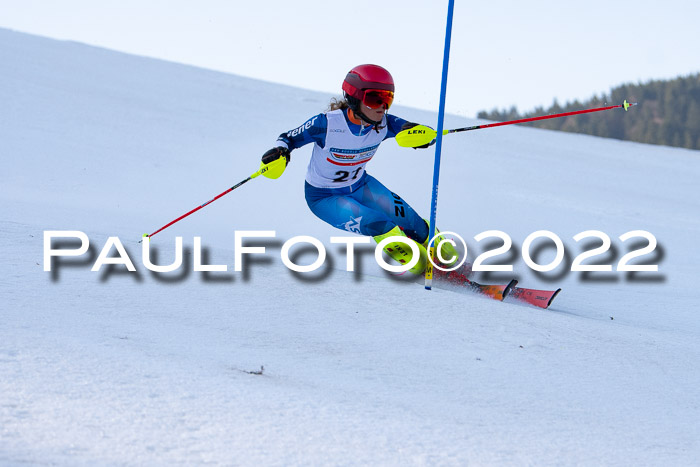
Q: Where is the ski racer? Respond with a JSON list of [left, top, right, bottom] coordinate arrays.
[[259, 64, 458, 275]]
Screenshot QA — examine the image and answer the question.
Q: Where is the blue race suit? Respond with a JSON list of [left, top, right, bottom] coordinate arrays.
[[276, 108, 428, 242]]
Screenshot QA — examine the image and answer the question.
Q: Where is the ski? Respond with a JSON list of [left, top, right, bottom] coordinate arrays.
[[432, 265, 517, 301], [431, 262, 560, 307], [509, 286, 561, 309], [468, 278, 518, 301]]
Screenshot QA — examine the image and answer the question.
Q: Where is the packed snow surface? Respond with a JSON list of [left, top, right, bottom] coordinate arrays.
[[1, 28, 699, 465]]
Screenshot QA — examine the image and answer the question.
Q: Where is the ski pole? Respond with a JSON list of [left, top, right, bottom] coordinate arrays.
[[140, 155, 289, 242], [139, 170, 262, 243], [396, 100, 637, 148], [140, 169, 261, 242]]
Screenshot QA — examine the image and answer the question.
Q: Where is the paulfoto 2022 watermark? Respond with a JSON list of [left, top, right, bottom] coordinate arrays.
[[43, 229, 661, 277]]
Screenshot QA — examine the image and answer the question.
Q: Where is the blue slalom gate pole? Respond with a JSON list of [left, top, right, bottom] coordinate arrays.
[[425, 0, 455, 290]]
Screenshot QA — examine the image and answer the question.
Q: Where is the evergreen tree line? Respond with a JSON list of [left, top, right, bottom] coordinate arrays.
[[476, 73, 700, 150]]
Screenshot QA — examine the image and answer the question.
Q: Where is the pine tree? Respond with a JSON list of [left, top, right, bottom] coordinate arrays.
[[476, 73, 700, 150]]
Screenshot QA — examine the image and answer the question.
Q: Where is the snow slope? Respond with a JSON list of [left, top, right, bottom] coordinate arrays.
[[1, 28, 699, 465]]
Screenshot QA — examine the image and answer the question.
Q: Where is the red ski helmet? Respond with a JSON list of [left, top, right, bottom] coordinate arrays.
[[342, 64, 395, 123]]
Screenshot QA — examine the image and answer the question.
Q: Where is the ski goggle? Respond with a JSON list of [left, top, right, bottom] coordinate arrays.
[[362, 89, 394, 109]]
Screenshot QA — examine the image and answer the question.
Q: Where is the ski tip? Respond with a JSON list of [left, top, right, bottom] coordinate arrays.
[[546, 288, 562, 308]]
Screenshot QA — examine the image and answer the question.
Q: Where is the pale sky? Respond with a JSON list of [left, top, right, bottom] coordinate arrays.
[[1, 0, 698, 117]]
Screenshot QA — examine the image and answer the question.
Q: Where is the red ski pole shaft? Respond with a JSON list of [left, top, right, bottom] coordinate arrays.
[[140, 169, 262, 242], [450, 100, 636, 134]]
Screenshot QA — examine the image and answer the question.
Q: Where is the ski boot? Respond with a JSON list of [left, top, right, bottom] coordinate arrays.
[[422, 220, 460, 268], [373, 226, 428, 275]]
